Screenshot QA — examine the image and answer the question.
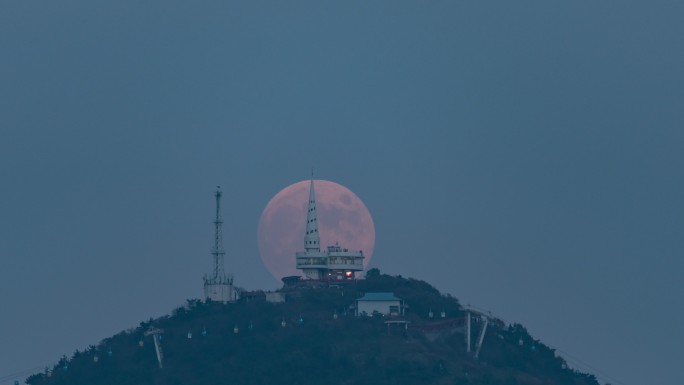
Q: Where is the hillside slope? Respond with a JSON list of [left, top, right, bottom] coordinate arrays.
[[26, 273, 598, 385]]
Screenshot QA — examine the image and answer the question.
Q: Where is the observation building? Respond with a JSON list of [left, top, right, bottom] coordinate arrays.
[[295, 177, 365, 280]]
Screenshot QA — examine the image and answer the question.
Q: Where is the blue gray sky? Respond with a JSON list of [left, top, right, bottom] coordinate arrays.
[[1, 1, 682, 384]]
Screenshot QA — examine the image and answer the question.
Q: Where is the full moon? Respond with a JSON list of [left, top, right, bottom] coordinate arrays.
[[257, 180, 375, 281]]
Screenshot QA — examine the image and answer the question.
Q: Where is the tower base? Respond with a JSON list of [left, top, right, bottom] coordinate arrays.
[[203, 276, 238, 303]]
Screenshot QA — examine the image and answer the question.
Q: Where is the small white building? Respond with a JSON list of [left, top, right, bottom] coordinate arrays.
[[204, 275, 237, 303], [356, 292, 405, 317]]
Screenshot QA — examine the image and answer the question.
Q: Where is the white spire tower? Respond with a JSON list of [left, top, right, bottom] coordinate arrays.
[[304, 174, 320, 252], [203, 186, 237, 303], [295, 172, 365, 281]]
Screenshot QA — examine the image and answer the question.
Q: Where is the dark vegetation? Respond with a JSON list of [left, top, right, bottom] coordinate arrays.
[[26, 270, 598, 385]]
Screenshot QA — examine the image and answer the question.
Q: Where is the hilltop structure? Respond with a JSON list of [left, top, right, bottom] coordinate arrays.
[[295, 177, 365, 280], [203, 187, 238, 303], [25, 273, 601, 385], [355, 292, 406, 317]]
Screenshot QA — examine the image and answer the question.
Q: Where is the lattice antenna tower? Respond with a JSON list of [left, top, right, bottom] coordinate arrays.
[[212, 186, 226, 280], [203, 186, 235, 302]]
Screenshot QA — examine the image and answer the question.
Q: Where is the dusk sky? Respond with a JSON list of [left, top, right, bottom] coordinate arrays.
[[1, 1, 683, 384]]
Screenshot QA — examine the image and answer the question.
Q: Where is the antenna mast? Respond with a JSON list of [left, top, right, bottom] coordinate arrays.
[[203, 186, 235, 303], [212, 187, 225, 280]]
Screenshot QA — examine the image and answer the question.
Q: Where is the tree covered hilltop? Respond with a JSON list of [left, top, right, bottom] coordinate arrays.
[[27, 271, 599, 385]]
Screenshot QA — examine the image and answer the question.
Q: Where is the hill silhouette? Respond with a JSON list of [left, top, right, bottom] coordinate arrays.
[[26, 271, 598, 385]]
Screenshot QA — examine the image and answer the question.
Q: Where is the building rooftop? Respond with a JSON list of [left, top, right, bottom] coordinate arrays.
[[357, 292, 401, 301]]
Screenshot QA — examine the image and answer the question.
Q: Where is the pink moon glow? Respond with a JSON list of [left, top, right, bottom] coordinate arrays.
[[257, 180, 375, 281]]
